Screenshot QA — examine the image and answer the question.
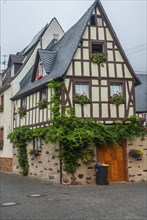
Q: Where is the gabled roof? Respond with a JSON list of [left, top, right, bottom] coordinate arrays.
[[135, 74, 147, 112], [12, 0, 140, 100]]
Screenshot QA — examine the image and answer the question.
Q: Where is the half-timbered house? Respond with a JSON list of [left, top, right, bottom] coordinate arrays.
[[2, 0, 146, 184]]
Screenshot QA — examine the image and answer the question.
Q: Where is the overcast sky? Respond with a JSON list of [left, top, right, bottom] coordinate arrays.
[[0, 0, 146, 74]]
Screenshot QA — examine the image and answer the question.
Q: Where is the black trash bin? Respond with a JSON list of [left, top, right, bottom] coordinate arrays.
[[95, 163, 109, 185]]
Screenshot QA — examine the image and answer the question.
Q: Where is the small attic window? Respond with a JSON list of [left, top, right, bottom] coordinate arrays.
[[90, 15, 96, 26], [92, 43, 104, 53]]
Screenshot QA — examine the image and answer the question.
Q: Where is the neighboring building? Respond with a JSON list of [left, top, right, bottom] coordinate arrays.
[[135, 74, 147, 127], [0, 18, 64, 172], [1, 0, 146, 184]]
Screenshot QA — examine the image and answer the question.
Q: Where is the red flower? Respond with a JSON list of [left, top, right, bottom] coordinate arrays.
[[36, 75, 44, 80]]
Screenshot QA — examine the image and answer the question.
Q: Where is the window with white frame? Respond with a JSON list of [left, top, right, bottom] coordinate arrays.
[[34, 137, 42, 152], [75, 83, 89, 97], [110, 83, 123, 96]]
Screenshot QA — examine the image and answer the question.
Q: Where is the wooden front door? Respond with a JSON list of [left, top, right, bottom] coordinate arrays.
[[97, 144, 126, 182]]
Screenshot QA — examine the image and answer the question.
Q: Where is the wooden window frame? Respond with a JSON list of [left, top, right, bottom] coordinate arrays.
[[91, 41, 106, 54], [90, 15, 96, 26], [74, 80, 91, 98], [109, 81, 124, 97]]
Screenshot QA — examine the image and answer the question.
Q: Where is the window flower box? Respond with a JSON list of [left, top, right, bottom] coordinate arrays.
[[73, 94, 90, 105], [110, 93, 125, 105], [128, 149, 143, 159], [18, 107, 27, 118], [91, 52, 107, 67], [38, 100, 47, 109]]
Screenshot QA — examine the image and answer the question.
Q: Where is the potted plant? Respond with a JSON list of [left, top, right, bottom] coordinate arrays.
[[0, 105, 4, 112], [73, 94, 90, 105], [18, 107, 27, 118], [91, 52, 107, 67], [0, 140, 3, 150], [82, 154, 92, 164], [128, 149, 143, 159], [111, 93, 125, 105], [38, 100, 47, 109]]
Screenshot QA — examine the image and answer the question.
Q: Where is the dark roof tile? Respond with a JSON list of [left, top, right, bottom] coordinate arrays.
[[135, 74, 147, 112], [38, 49, 57, 74]]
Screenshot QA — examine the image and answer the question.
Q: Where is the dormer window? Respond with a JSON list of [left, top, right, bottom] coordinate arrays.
[[36, 59, 46, 80]]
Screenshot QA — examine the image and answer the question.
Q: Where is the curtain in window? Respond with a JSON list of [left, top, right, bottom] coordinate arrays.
[[75, 84, 89, 96], [110, 84, 123, 96]]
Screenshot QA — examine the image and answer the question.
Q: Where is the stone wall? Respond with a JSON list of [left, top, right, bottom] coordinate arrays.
[[62, 149, 97, 185], [0, 157, 13, 172], [12, 136, 147, 184], [13, 141, 61, 183], [13, 141, 97, 184], [127, 135, 147, 182]]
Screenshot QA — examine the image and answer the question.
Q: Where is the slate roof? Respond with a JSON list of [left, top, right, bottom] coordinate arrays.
[[135, 74, 147, 112], [8, 54, 25, 67], [12, 0, 140, 100], [12, 0, 97, 100], [38, 49, 57, 74], [1, 67, 11, 87]]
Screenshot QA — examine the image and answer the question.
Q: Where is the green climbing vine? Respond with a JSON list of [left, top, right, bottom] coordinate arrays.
[[8, 126, 32, 176], [7, 80, 147, 175], [48, 80, 63, 122]]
